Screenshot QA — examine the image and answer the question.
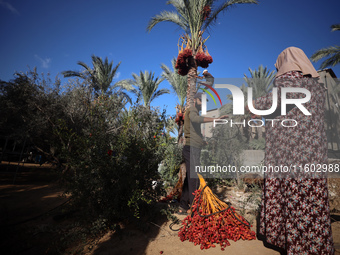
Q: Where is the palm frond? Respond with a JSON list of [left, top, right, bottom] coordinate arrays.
[[111, 61, 121, 79], [167, 0, 185, 10], [161, 58, 188, 108], [311, 24, 340, 69], [61, 70, 86, 79], [147, 11, 188, 32], [90, 55, 122, 94], [115, 79, 135, 91], [244, 65, 276, 99], [115, 89, 133, 105], [76, 61, 92, 72], [311, 46, 340, 69], [203, 0, 258, 31], [331, 24, 340, 32], [150, 88, 171, 103], [61, 55, 125, 96], [124, 71, 167, 106]]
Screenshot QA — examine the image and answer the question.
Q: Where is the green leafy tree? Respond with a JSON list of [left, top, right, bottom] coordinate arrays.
[[58, 97, 167, 220], [62, 55, 132, 98], [0, 67, 169, 222], [161, 58, 188, 143], [0, 68, 67, 163], [311, 24, 340, 69], [118, 71, 170, 107], [0, 69, 42, 139], [147, 0, 258, 107]]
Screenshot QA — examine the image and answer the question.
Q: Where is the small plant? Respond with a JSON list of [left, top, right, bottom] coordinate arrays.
[[238, 183, 262, 225], [160, 207, 179, 223], [249, 137, 265, 150]]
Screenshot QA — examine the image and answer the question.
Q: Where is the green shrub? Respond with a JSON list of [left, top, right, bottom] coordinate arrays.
[[158, 142, 183, 189], [249, 137, 265, 150], [58, 95, 167, 220]]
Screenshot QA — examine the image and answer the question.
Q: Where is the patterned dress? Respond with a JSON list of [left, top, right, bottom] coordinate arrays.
[[255, 71, 334, 254]]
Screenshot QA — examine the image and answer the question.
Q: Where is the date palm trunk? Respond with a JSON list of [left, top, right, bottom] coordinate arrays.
[[186, 57, 198, 108], [172, 57, 198, 198], [177, 120, 184, 144]]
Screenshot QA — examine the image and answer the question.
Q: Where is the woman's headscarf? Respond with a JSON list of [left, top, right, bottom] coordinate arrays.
[[275, 47, 319, 78]]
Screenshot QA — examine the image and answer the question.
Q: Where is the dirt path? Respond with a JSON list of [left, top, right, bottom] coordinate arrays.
[[0, 163, 69, 254], [85, 212, 340, 255], [85, 183, 340, 255], [86, 216, 282, 255], [0, 163, 67, 225]]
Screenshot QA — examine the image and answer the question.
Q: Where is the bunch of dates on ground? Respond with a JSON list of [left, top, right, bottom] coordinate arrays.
[[178, 189, 256, 250]]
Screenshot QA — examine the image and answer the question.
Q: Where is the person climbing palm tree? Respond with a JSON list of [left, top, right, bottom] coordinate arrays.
[[197, 69, 214, 90]]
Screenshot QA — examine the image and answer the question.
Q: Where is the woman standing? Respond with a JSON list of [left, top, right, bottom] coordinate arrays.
[[254, 47, 334, 254]]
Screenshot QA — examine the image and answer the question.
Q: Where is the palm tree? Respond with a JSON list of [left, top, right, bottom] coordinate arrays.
[[147, 0, 258, 108], [225, 65, 275, 109], [161, 58, 188, 110], [223, 65, 275, 143], [62, 55, 131, 97], [119, 71, 170, 107], [243, 65, 275, 141], [311, 24, 340, 69], [244, 65, 275, 99], [161, 58, 188, 143]]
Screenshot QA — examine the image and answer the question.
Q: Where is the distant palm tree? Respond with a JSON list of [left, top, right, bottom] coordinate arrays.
[[161, 58, 188, 110], [311, 24, 340, 69], [62, 55, 131, 98], [244, 65, 275, 141], [161, 58, 188, 143], [147, 0, 258, 108], [119, 71, 170, 107], [223, 65, 275, 142], [226, 65, 275, 106], [244, 65, 275, 99]]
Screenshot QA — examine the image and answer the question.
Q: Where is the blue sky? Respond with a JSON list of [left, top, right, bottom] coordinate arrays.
[[1, 0, 339, 116]]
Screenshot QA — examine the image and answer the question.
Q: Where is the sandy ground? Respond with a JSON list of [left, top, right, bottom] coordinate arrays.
[[0, 162, 339, 255], [85, 185, 340, 255], [85, 216, 283, 255]]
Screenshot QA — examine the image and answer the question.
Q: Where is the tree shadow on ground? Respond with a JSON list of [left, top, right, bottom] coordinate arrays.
[[89, 203, 171, 255], [0, 162, 175, 255], [0, 163, 69, 255]]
